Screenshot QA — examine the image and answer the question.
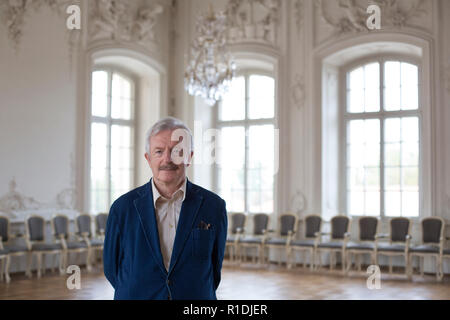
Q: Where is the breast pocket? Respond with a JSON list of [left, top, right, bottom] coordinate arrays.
[[192, 228, 215, 259]]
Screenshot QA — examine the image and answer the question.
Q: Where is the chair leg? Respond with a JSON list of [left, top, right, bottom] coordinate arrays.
[[329, 251, 333, 271], [41, 253, 46, 276], [26, 252, 32, 278], [311, 249, 315, 271], [389, 256, 393, 274], [0, 258, 4, 282], [420, 257, 424, 277], [36, 253, 42, 279], [438, 256, 443, 281], [52, 254, 57, 273], [86, 249, 92, 272], [346, 252, 352, 274], [59, 252, 65, 275], [286, 248, 292, 269], [5, 255, 11, 283]]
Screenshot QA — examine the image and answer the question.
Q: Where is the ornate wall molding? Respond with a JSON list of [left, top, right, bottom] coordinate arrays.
[[294, 0, 304, 35], [89, 0, 164, 45], [291, 73, 305, 110], [225, 0, 280, 45], [290, 190, 306, 215], [0, 0, 79, 51], [0, 154, 77, 219], [315, 0, 428, 36]]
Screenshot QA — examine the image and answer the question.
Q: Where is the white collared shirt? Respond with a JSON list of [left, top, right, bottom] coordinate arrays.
[[151, 178, 187, 271]]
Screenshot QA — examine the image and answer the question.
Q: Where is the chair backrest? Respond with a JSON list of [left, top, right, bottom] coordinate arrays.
[[76, 214, 92, 237], [331, 216, 350, 240], [304, 215, 322, 238], [52, 215, 69, 240], [0, 216, 9, 243], [359, 217, 378, 241], [421, 217, 444, 244], [279, 214, 297, 236], [253, 214, 269, 235], [27, 215, 45, 241], [96, 213, 108, 234], [230, 213, 246, 234], [390, 217, 411, 242]]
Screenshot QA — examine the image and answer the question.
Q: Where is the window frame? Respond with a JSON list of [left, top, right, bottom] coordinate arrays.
[[339, 54, 423, 219], [88, 65, 137, 214], [213, 69, 277, 215]]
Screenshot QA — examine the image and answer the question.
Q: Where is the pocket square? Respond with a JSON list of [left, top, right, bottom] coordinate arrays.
[[198, 220, 211, 230]]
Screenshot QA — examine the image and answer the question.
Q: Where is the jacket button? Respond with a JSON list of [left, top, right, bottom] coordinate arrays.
[[167, 279, 170, 285], [167, 295, 171, 300]]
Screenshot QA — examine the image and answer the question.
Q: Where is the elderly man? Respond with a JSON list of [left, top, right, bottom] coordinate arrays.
[[103, 117, 227, 300]]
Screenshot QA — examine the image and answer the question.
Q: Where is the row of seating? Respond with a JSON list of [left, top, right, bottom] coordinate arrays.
[[0, 213, 107, 283], [226, 213, 450, 281]]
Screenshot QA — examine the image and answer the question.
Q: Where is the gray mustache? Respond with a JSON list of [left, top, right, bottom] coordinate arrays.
[[159, 164, 178, 170]]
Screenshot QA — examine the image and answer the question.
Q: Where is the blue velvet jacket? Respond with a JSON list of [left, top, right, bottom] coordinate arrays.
[[103, 178, 227, 300]]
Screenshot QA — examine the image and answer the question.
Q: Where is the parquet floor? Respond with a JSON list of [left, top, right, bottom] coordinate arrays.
[[0, 260, 448, 300]]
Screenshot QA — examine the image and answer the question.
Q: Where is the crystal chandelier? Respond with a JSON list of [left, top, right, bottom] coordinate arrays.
[[184, 4, 236, 106]]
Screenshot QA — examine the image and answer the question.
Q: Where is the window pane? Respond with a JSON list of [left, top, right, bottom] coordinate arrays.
[[348, 168, 364, 191], [401, 143, 419, 166], [402, 192, 419, 217], [385, 118, 401, 143], [365, 192, 380, 216], [219, 76, 245, 121], [111, 147, 132, 170], [91, 71, 108, 117], [348, 191, 364, 216], [401, 117, 419, 142], [401, 63, 418, 111], [349, 67, 364, 91], [402, 167, 419, 190], [401, 85, 418, 110], [90, 189, 108, 214], [364, 143, 380, 167], [364, 63, 380, 112], [348, 145, 364, 167], [111, 125, 132, 148], [365, 168, 379, 191], [111, 169, 132, 202], [111, 73, 132, 120], [385, 191, 401, 217], [365, 119, 380, 144], [91, 123, 107, 169], [384, 61, 401, 111], [385, 143, 401, 166], [348, 120, 365, 144], [348, 67, 364, 113], [249, 75, 275, 119], [248, 125, 274, 213], [90, 122, 108, 214], [385, 168, 400, 191], [217, 126, 245, 212]]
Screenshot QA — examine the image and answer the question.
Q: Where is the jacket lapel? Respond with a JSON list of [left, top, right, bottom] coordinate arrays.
[[133, 180, 167, 275], [168, 179, 203, 275]]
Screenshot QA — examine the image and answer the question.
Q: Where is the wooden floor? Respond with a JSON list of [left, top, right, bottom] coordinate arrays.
[[0, 260, 449, 300]]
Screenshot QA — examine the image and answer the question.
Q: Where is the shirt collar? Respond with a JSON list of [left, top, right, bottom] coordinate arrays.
[[151, 177, 187, 206]]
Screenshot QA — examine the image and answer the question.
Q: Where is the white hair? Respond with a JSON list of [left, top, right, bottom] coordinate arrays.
[[145, 117, 193, 154]]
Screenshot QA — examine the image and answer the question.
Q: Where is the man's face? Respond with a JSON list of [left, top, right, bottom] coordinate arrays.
[[145, 129, 192, 185]]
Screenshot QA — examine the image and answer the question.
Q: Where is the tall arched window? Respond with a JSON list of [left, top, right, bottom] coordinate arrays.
[[344, 58, 420, 217], [215, 72, 276, 214], [89, 69, 135, 213]]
